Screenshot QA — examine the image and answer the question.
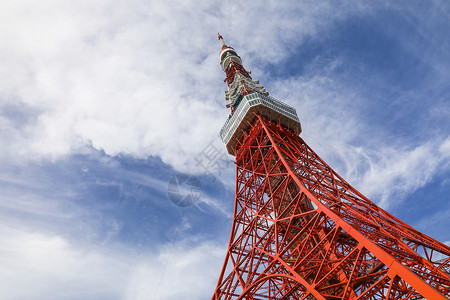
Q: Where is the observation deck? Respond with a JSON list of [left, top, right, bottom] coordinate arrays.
[[220, 92, 302, 155]]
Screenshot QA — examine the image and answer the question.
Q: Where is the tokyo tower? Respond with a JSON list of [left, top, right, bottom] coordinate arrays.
[[212, 34, 450, 299]]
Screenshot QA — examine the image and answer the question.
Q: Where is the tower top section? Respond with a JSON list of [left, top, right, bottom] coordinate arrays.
[[217, 33, 245, 73], [217, 34, 267, 109], [218, 34, 302, 155]]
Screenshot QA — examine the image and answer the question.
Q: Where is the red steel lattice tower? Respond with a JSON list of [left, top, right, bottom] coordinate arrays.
[[212, 34, 450, 300]]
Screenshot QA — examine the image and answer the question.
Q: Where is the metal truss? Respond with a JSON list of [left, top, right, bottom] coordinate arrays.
[[212, 115, 450, 300]]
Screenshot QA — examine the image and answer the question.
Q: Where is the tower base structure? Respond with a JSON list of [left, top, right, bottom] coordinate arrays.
[[213, 115, 450, 299]]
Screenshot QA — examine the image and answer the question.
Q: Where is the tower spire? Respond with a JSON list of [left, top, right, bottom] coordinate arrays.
[[217, 34, 268, 112], [218, 32, 226, 47]]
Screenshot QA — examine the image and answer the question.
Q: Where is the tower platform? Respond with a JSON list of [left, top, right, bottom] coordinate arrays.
[[220, 92, 301, 155]]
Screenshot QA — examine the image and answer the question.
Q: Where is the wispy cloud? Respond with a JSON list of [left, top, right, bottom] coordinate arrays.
[[0, 223, 225, 300], [125, 240, 225, 300], [0, 224, 131, 300], [356, 137, 450, 208]]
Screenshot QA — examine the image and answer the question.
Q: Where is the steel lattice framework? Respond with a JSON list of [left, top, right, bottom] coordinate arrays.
[[213, 34, 450, 300]]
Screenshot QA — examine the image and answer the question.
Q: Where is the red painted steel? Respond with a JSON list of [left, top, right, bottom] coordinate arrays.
[[225, 61, 252, 85], [213, 36, 450, 299], [213, 116, 450, 299]]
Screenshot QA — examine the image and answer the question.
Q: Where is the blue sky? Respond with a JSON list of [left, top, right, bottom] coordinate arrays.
[[0, 1, 449, 299]]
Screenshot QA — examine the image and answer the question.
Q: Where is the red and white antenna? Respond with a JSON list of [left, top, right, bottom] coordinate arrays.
[[217, 34, 268, 111], [218, 32, 226, 47]]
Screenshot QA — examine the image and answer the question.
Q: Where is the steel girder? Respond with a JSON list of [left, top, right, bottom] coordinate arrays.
[[212, 115, 450, 300]]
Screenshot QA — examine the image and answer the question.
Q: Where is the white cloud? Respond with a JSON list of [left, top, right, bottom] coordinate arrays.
[[0, 225, 130, 300], [0, 0, 225, 169], [125, 241, 225, 300], [355, 137, 450, 208], [0, 0, 375, 173], [0, 223, 225, 300]]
